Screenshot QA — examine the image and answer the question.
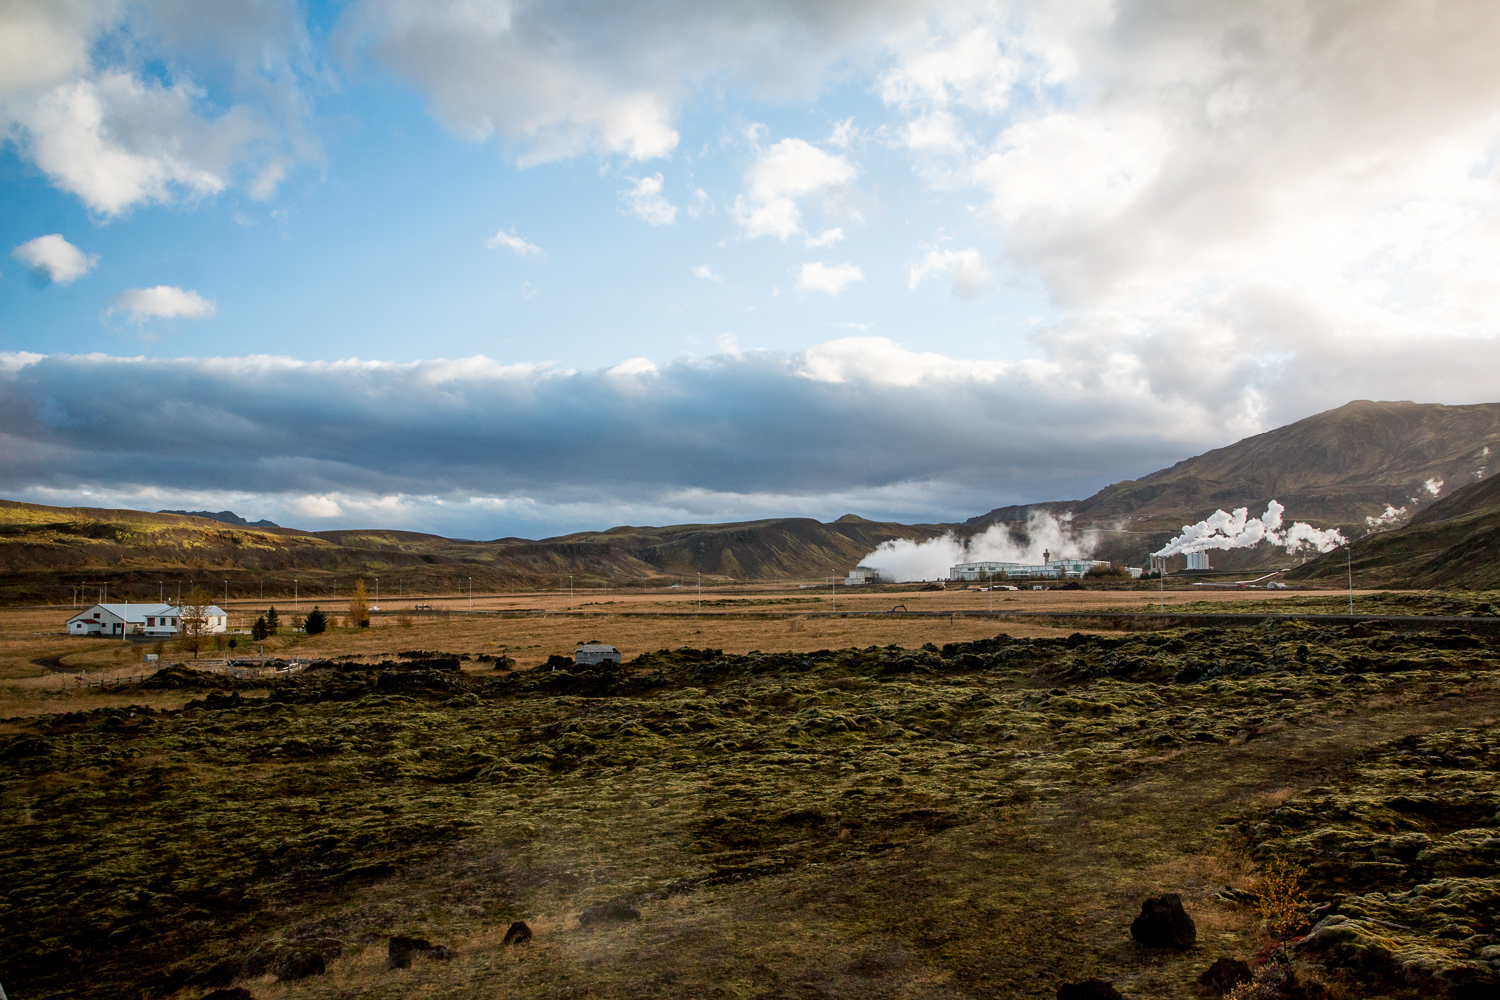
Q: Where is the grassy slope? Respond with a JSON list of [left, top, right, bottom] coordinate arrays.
[[1290, 475, 1500, 589], [3, 620, 1500, 998]]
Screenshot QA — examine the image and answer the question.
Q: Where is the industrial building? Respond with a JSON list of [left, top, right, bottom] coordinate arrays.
[[948, 557, 1113, 581], [843, 567, 882, 585], [1185, 551, 1212, 570]]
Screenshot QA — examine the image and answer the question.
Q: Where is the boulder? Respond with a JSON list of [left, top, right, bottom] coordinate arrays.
[[1198, 956, 1253, 993], [1057, 980, 1126, 1000], [578, 900, 641, 926], [503, 920, 533, 945], [1131, 892, 1197, 949]]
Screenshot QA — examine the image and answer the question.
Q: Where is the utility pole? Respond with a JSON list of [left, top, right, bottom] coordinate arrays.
[[697, 573, 702, 616], [831, 577, 836, 613], [469, 577, 473, 609], [294, 578, 298, 609], [375, 578, 379, 607], [569, 575, 573, 611], [1347, 545, 1354, 614]]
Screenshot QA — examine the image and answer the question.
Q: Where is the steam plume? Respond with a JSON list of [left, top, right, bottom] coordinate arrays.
[[1424, 477, 1444, 496], [1153, 500, 1345, 557], [862, 511, 1090, 583], [1365, 504, 1407, 528]]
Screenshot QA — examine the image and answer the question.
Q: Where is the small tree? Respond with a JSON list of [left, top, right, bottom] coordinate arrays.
[[265, 605, 280, 632], [176, 587, 213, 659], [1256, 856, 1311, 958], [347, 580, 371, 629], [251, 615, 268, 640], [303, 607, 327, 635]]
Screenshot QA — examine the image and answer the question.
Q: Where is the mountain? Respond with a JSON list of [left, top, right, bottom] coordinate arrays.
[[1289, 471, 1500, 589], [158, 509, 281, 528], [0, 501, 944, 604], [968, 400, 1500, 570]]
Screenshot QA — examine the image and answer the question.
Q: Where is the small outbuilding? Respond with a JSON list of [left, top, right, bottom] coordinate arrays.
[[574, 644, 623, 666]]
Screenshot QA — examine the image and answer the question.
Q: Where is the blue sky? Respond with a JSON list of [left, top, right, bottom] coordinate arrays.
[[4, 1, 1500, 537]]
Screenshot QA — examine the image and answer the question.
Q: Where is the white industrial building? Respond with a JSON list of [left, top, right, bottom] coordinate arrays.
[[843, 567, 882, 585], [949, 558, 1113, 581], [66, 603, 228, 638], [1185, 551, 1212, 571]]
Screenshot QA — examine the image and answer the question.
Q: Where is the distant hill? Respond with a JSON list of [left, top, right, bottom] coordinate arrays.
[[0, 500, 944, 603], [158, 509, 280, 528], [1289, 471, 1500, 589], [968, 400, 1500, 570]]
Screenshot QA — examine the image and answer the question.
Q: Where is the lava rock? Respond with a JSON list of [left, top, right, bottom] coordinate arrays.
[[272, 948, 325, 981], [387, 935, 433, 969], [503, 920, 533, 945], [1057, 980, 1126, 1000], [1198, 956, 1253, 993], [1131, 892, 1197, 949], [578, 900, 641, 926]]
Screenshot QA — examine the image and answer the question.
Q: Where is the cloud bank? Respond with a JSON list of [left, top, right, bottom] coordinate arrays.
[[0, 342, 1206, 536]]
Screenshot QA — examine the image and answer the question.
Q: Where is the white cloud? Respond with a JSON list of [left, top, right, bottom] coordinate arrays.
[[907, 247, 992, 298], [798, 337, 1010, 386], [607, 357, 659, 377], [485, 228, 546, 258], [293, 494, 345, 518], [0, 2, 319, 216], [868, 1, 1500, 429], [796, 261, 864, 296], [106, 286, 216, 323], [733, 137, 860, 240], [11, 233, 95, 284], [688, 187, 712, 217], [805, 227, 844, 248], [692, 264, 722, 282], [623, 173, 676, 225]]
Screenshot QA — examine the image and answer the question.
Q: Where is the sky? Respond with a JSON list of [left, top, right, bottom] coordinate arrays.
[[3, 0, 1500, 539]]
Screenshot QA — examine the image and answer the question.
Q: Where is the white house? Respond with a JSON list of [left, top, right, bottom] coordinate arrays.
[[66, 603, 228, 637]]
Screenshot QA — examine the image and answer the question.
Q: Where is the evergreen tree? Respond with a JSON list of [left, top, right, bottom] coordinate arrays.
[[265, 605, 280, 631], [303, 606, 327, 635], [251, 615, 268, 640]]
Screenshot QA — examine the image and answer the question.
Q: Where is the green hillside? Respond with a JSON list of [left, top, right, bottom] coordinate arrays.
[[0, 501, 945, 604], [1290, 473, 1500, 589]]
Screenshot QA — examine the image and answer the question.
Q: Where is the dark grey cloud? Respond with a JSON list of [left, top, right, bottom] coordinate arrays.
[[0, 347, 1200, 533]]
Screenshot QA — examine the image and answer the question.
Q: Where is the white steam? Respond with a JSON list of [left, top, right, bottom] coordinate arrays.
[[1424, 477, 1444, 496], [1153, 500, 1345, 558], [862, 512, 1090, 583], [1365, 504, 1407, 528]]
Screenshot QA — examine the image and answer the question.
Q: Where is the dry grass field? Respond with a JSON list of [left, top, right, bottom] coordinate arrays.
[[3, 584, 1499, 1000]]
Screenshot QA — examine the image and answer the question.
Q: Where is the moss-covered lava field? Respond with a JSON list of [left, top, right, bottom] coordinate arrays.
[[5, 613, 1500, 998]]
